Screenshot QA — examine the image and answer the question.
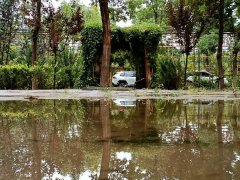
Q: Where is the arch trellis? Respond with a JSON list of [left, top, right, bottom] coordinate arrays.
[[80, 23, 162, 88]]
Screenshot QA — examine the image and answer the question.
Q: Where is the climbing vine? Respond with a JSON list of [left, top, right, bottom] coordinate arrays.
[[80, 22, 161, 87]]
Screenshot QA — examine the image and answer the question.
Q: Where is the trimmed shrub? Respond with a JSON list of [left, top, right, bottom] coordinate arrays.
[[0, 64, 53, 89], [0, 64, 31, 89]]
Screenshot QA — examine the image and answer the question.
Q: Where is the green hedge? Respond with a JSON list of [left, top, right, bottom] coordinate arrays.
[[0, 64, 32, 89], [0, 64, 52, 89]]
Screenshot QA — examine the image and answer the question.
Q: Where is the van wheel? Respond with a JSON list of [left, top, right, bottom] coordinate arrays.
[[118, 82, 127, 87]]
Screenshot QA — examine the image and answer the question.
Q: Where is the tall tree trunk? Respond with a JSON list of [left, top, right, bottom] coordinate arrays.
[[99, 0, 111, 87], [153, 10, 158, 24], [232, 48, 239, 91], [53, 50, 57, 89], [184, 53, 189, 86], [0, 44, 4, 64], [144, 45, 151, 88], [216, 0, 224, 89], [6, 22, 13, 64], [232, 33, 240, 91], [31, 0, 41, 90]]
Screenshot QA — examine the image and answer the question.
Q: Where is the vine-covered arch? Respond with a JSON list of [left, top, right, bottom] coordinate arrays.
[[80, 22, 161, 88]]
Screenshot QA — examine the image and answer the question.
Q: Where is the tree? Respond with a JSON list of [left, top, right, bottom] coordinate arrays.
[[0, 0, 19, 64], [166, 0, 217, 86], [22, 0, 42, 89], [216, 0, 225, 89], [99, 0, 111, 87], [226, 0, 240, 90], [82, 5, 101, 23], [127, 0, 167, 27], [46, 6, 62, 89], [197, 31, 218, 65], [46, 3, 84, 89]]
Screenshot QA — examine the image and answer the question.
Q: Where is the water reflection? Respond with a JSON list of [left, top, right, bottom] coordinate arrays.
[[113, 99, 136, 107], [0, 99, 239, 179]]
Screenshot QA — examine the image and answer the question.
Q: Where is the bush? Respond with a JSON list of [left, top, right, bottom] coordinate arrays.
[[0, 64, 31, 89], [32, 64, 53, 89], [153, 57, 182, 89], [0, 64, 53, 89], [191, 78, 216, 89]]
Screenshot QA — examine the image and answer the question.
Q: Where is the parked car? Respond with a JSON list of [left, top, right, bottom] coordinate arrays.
[[187, 70, 228, 85], [112, 71, 136, 87]]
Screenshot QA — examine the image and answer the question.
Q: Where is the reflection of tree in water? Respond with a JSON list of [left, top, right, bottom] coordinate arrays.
[[0, 100, 102, 179], [179, 106, 198, 143], [231, 101, 240, 143], [109, 150, 153, 179], [153, 100, 182, 128], [99, 99, 111, 180], [0, 99, 240, 179]]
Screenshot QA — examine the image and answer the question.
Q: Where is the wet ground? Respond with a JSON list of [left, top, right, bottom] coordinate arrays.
[[0, 98, 240, 179], [0, 89, 240, 101]]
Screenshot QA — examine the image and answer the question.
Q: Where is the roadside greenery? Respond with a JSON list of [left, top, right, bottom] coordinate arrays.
[[0, 0, 239, 90], [80, 22, 161, 87]]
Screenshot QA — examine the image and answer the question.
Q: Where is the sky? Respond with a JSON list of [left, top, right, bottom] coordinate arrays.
[[52, 0, 132, 27], [52, 0, 91, 8]]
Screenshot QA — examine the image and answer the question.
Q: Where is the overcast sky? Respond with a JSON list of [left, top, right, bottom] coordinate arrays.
[[52, 0, 91, 8]]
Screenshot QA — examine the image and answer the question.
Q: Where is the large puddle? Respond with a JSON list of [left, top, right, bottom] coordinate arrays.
[[0, 99, 240, 179]]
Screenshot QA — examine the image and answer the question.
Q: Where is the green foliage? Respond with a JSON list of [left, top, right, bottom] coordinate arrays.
[[0, 44, 84, 89], [32, 63, 53, 89], [191, 79, 216, 89], [80, 22, 103, 87], [127, 0, 168, 28], [82, 6, 101, 23], [153, 56, 182, 90], [111, 50, 132, 66], [0, 63, 53, 89], [0, 64, 31, 89], [80, 22, 161, 87], [197, 31, 218, 54], [0, 0, 19, 64]]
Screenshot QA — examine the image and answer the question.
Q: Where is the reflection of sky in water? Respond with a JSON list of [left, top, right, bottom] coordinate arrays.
[[41, 152, 133, 180], [231, 152, 240, 168], [67, 125, 80, 138], [113, 99, 136, 107], [161, 123, 234, 144], [43, 170, 98, 180], [114, 151, 132, 174], [116, 151, 132, 161], [51, 172, 71, 180], [221, 125, 234, 143], [161, 124, 198, 143]]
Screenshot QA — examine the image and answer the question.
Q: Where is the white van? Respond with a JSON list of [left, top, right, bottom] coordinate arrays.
[[112, 71, 136, 87]]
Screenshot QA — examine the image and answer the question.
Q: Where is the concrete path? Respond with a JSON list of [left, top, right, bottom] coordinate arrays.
[[0, 89, 240, 101]]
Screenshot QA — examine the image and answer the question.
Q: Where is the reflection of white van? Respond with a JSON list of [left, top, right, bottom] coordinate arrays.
[[112, 71, 136, 87], [113, 99, 136, 107]]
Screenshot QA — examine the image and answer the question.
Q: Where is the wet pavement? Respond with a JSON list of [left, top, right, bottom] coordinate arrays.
[[0, 89, 240, 101]]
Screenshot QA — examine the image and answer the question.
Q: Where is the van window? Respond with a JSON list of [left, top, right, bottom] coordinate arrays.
[[126, 72, 135, 77]]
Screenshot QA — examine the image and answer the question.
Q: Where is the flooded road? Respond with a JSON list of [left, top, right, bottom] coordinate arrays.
[[0, 99, 240, 179]]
